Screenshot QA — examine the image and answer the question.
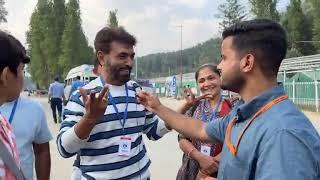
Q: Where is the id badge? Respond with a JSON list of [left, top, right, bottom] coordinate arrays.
[[200, 144, 211, 156], [118, 136, 132, 157]]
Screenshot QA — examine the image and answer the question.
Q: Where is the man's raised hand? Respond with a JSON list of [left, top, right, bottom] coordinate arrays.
[[79, 85, 109, 123]]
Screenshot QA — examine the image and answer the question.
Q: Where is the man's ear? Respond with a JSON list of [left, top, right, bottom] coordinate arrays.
[[0, 67, 9, 87], [240, 54, 255, 73], [97, 51, 106, 66]]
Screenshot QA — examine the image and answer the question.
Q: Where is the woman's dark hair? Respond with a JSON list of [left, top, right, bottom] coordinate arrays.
[[195, 64, 220, 81]]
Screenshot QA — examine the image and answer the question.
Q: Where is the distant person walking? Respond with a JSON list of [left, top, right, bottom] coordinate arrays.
[[69, 76, 84, 98], [48, 77, 65, 123]]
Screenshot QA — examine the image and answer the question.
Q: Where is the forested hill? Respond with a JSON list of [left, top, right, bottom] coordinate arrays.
[[135, 38, 222, 79]]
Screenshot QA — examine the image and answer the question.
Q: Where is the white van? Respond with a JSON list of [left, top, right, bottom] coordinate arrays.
[[64, 64, 97, 98]]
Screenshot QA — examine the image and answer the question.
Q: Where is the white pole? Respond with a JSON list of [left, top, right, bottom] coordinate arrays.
[[315, 81, 319, 112], [314, 69, 319, 112], [135, 59, 138, 80], [292, 80, 295, 103], [135, 47, 138, 80], [179, 24, 183, 91], [283, 70, 286, 87]]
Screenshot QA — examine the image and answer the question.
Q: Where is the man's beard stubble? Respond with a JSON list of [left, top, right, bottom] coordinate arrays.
[[106, 60, 132, 84], [220, 73, 245, 94]]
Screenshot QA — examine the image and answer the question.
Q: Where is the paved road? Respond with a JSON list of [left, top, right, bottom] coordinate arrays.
[[25, 93, 319, 180]]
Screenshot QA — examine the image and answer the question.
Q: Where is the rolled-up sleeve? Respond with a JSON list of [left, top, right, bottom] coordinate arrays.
[[56, 91, 87, 158], [142, 111, 171, 141], [205, 112, 233, 143]]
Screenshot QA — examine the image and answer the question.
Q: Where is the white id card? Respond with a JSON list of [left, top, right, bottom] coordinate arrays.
[[118, 136, 132, 157], [200, 144, 211, 156]]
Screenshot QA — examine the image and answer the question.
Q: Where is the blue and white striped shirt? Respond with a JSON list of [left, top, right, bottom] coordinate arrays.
[[56, 77, 170, 179]]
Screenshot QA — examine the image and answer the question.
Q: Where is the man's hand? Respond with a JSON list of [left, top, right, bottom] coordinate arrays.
[[63, 100, 68, 106], [79, 85, 109, 124], [137, 91, 211, 143], [75, 85, 110, 139], [136, 91, 162, 112], [197, 155, 219, 175], [196, 171, 217, 180], [177, 87, 213, 114], [183, 87, 213, 107]]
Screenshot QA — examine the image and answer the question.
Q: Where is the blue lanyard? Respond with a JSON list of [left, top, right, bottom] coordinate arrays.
[[201, 97, 222, 122], [9, 100, 18, 124], [108, 83, 129, 130]]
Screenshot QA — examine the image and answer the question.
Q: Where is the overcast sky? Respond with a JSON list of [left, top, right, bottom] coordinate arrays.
[[1, 0, 289, 56]]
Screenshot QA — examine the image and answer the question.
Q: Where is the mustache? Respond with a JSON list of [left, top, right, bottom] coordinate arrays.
[[118, 66, 132, 71]]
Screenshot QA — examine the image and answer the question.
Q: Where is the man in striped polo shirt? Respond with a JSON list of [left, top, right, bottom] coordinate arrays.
[[57, 27, 171, 179]]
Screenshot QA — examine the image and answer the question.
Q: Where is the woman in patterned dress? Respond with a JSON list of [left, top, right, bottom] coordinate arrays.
[[176, 64, 233, 180]]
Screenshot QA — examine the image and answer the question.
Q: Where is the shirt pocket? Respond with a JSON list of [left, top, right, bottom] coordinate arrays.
[[223, 160, 251, 180]]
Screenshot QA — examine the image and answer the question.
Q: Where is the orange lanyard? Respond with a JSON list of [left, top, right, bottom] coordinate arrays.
[[225, 95, 288, 157]]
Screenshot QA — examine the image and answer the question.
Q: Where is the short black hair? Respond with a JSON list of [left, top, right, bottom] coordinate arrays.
[[76, 76, 81, 80], [195, 64, 220, 81], [0, 31, 30, 75], [222, 19, 287, 77], [94, 26, 136, 54], [54, 76, 59, 81]]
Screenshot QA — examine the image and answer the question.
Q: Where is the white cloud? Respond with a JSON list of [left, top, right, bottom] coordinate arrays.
[[170, 0, 208, 9], [168, 17, 220, 49], [0, 0, 37, 46], [2, 0, 222, 56]]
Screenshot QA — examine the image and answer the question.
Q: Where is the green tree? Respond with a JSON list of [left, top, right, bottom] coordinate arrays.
[[0, 0, 7, 23], [217, 0, 247, 30], [48, 0, 66, 76], [308, 0, 320, 50], [249, 0, 279, 21], [282, 0, 315, 56], [26, 0, 53, 88], [135, 38, 221, 79], [59, 0, 93, 76], [107, 9, 118, 28]]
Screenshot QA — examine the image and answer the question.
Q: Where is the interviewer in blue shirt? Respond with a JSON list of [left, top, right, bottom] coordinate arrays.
[[137, 19, 320, 180]]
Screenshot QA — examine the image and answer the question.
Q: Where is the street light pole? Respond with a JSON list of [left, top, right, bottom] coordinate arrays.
[[135, 48, 138, 80], [135, 57, 138, 80], [177, 24, 183, 88]]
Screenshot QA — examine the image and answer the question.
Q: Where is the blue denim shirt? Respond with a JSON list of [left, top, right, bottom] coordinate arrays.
[[206, 85, 320, 180]]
